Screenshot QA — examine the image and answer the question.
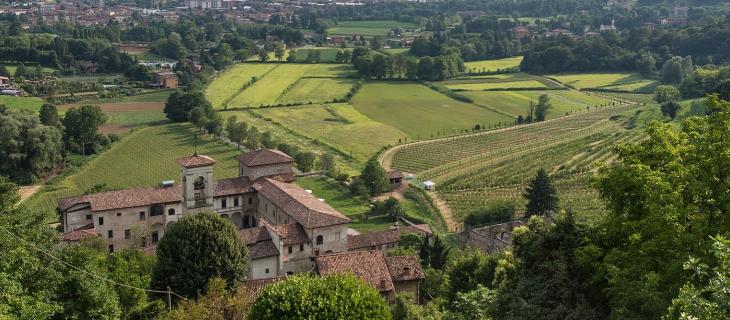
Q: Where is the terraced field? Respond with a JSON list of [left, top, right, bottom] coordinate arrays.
[[206, 63, 278, 108], [445, 80, 548, 90], [463, 90, 616, 119], [352, 81, 514, 139], [547, 72, 658, 93], [390, 104, 644, 223], [291, 48, 342, 63], [277, 78, 356, 104]]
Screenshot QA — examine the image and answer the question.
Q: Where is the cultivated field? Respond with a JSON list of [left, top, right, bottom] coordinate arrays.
[[59, 101, 167, 133], [23, 123, 241, 215], [462, 90, 615, 119], [390, 104, 643, 223], [445, 80, 548, 90], [327, 20, 417, 36], [547, 72, 658, 93], [352, 81, 514, 139], [277, 78, 356, 104], [0, 95, 44, 112], [225, 63, 356, 108], [464, 56, 523, 73], [206, 63, 278, 108], [290, 48, 342, 63], [254, 103, 407, 162]]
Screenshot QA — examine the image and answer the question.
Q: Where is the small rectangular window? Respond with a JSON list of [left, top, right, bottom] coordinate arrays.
[[108, 245, 114, 253], [288, 246, 292, 254], [265, 268, 270, 274], [98, 217, 104, 225], [139, 212, 145, 221], [151, 231, 159, 244], [124, 229, 131, 239], [234, 198, 239, 207], [221, 199, 227, 209], [300, 244, 304, 251], [116, 212, 121, 217], [86, 214, 92, 220], [248, 197, 252, 205], [108, 230, 113, 238]]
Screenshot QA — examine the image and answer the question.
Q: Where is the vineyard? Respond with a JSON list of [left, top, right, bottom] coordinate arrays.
[[390, 104, 645, 223]]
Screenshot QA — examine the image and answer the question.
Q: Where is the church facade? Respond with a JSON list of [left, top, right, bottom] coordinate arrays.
[[58, 149, 351, 279]]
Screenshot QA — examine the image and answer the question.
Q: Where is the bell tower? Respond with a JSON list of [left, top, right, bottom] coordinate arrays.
[[177, 154, 216, 214]]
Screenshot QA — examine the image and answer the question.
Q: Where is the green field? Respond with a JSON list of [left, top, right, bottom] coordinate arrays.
[[547, 72, 658, 93], [255, 103, 407, 162], [464, 56, 523, 73], [77, 90, 173, 104], [277, 78, 356, 104], [206, 63, 278, 108], [445, 80, 548, 90], [3, 64, 57, 75], [104, 111, 167, 127], [327, 20, 417, 36], [390, 105, 644, 223], [227, 64, 355, 108], [380, 48, 410, 55], [462, 90, 615, 119], [352, 82, 514, 139], [23, 123, 241, 215], [0, 95, 45, 112], [291, 48, 342, 63]]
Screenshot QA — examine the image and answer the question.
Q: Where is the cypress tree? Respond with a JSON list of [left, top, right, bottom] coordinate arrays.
[[523, 168, 559, 216]]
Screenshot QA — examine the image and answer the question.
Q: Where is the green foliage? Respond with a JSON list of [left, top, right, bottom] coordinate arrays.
[[371, 197, 406, 219], [421, 235, 451, 270], [0, 108, 63, 183], [39, 103, 60, 127], [666, 236, 730, 320], [164, 90, 212, 123], [445, 250, 498, 302], [445, 285, 495, 320], [294, 151, 317, 172], [523, 168, 559, 216], [533, 94, 552, 122], [361, 158, 390, 196], [655, 85, 680, 104], [660, 101, 682, 120], [152, 212, 248, 299], [160, 278, 250, 320], [463, 200, 516, 227], [594, 95, 730, 319], [249, 274, 391, 320], [62, 105, 108, 155]]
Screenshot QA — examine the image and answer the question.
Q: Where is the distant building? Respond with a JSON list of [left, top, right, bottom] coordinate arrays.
[[512, 26, 531, 40], [387, 170, 404, 186], [599, 19, 616, 32], [348, 224, 432, 252], [152, 71, 178, 89]]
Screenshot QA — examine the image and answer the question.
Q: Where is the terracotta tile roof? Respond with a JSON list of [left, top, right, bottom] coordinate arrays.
[[237, 149, 294, 167], [385, 256, 425, 282], [240, 277, 285, 302], [214, 176, 254, 197], [249, 240, 279, 259], [176, 154, 216, 168], [239, 226, 272, 245], [58, 186, 181, 212], [273, 223, 310, 245], [254, 178, 350, 229], [347, 225, 432, 251], [59, 228, 99, 241], [316, 251, 394, 293]]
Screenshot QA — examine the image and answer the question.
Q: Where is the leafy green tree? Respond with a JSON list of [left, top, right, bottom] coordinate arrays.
[[62, 105, 107, 155], [164, 90, 212, 122], [245, 127, 261, 150], [159, 278, 248, 320], [594, 95, 730, 319], [421, 235, 451, 270], [445, 285, 495, 320], [318, 152, 336, 176], [0, 108, 63, 182], [666, 236, 730, 320], [39, 103, 61, 127], [151, 212, 248, 299], [523, 168, 559, 216], [261, 131, 276, 149], [228, 121, 248, 150], [274, 43, 285, 61], [464, 200, 516, 226], [716, 79, 730, 102], [258, 49, 269, 62], [249, 274, 391, 319], [0, 64, 9, 76], [445, 250, 498, 302], [294, 151, 316, 172], [655, 85, 681, 104], [635, 53, 657, 77], [662, 57, 686, 84], [361, 158, 390, 196], [534, 94, 552, 122]]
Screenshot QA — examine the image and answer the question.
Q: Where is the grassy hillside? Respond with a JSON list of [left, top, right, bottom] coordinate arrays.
[[327, 20, 417, 36], [0, 95, 45, 112], [277, 78, 356, 104], [462, 90, 615, 119], [352, 81, 514, 139], [547, 72, 658, 93], [206, 63, 278, 108], [464, 56, 523, 73]]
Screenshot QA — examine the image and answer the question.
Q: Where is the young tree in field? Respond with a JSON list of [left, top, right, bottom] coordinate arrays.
[[260, 131, 276, 148], [370, 35, 383, 50], [228, 121, 247, 149], [245, 127, 261, 150], [224, 115, 238, 138], [258, 49, 269, 62], [189, 107, 208, 131], [152, 212, 247, 299], [204, 111, 223, 137], [249, 274, 390, 319], [319, 152, 336, 175], [294, 151, 316, 172], [523, 168, 559, 216], [360, 158, 390, 196], [654, 85, 680, 104], [0, 64, 9, 77], [273, 43, 285, 61], [534, 94, 552, 122], [661, 101, 682, 120], [62, 105, 107, 155]]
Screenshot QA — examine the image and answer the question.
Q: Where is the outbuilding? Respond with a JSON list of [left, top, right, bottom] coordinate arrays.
[[423, 180, 435, 190]]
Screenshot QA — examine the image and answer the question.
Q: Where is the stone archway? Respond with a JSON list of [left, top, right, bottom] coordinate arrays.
[[242, 210, 257, 229], [231, 212, 243, 229], [150, 222, 164, 244]]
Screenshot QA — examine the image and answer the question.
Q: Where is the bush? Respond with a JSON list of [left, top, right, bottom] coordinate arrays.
[[464, 200, 517, 226]]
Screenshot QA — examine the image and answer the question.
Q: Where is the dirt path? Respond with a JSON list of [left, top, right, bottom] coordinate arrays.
[[430, 191, 461, 232], [18, 185, 41, 203]]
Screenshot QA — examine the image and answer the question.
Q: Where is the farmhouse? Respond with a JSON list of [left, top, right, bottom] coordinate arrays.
[[348, 224, 432, 252], [152, 71, 178, 89], [58, 148, 351, 279]]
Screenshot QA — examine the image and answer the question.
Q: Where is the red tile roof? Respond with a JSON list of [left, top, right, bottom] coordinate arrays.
[[385, 256, 425, 282], [388, 170, 404, 179], [316, 251, 394, 293], [347, 225, 432, 251], [237, 149, 294, 167], [254, 178, 350, 228], [273, 223, 310, 245], [240, 277, 285, 302], [240, 226, 272, 245], [59, 227, 99, 241], [214, 176, 254, 197], [249, 240, 279, 259], [176, 154, 216, 168], [58, 186, 181, 212]]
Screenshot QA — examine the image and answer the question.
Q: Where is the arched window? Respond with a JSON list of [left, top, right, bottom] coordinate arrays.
[[168, 208, 175, 215], [316, 235, 324, 245], [193, 176, 206, 190]]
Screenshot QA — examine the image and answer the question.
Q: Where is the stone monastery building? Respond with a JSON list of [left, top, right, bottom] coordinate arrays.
[[59, 149, 352, 279]]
